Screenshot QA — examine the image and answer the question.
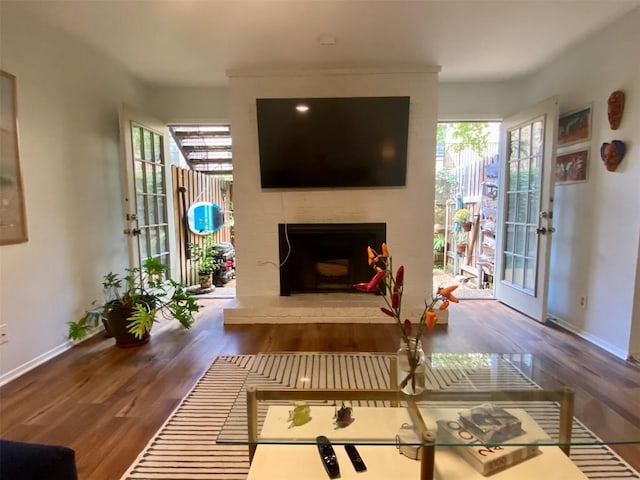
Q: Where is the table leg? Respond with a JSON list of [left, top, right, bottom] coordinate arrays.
[[247, 385, 257, 463], [420, 430, 436, 480]]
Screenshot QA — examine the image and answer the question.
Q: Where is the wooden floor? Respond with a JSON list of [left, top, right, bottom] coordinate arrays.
[[1, 298, 639, 479]]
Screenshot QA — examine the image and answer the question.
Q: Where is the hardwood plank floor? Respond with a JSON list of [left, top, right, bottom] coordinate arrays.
[[1, 298, 639, 479]]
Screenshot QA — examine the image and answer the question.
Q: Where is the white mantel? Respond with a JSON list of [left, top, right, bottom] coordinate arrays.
[[226, 66, 440, 321]]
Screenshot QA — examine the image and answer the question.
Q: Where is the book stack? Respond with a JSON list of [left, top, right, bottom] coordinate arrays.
[[436, 403, 541, 476]]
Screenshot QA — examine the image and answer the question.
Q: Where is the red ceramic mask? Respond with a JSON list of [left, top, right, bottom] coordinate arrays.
[[607, 91, 625, 130]]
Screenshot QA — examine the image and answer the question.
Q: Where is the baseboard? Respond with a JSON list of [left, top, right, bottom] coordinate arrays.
[[0, 328, 103, 387], [0, 342, 71, 387], [547, 314, 630, 361]]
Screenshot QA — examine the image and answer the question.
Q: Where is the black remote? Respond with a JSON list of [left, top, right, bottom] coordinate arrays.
[[316, 435, 341, 479], [345, 444, 367, 472]]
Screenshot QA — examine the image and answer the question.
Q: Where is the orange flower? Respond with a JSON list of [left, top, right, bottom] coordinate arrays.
[[426, 311, 437, 329], [439, 300, 450, 310], [438, 285, 458, 295], [367, 246, 376, 265], [381, 242, 390, 257], [438, 285, 459, 303]]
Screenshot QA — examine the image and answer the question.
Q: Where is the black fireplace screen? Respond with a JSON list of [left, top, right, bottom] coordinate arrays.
[[278, 223, 386, 296]]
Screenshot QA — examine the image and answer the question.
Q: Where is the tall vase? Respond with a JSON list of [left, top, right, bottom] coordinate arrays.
[[396, 337, 427, 395]]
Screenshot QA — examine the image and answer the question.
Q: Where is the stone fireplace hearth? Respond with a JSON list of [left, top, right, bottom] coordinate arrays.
[[278, 223, 386, 296]]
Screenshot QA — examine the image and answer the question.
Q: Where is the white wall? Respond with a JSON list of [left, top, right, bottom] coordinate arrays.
[[0, 5, 148, 381], [517, 9, 640, 360], [228, 67, 439, 305], [146, 85, 230, 124], [438, 80, 521, 121], [437, 10, 640, 360], [1, 4, 638, 382]]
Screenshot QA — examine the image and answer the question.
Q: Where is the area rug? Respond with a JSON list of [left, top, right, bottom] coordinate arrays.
[[120, 353, 639, 480]]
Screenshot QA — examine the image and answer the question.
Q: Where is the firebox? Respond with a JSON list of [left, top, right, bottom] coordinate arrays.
[[278, 223, 386, 296]]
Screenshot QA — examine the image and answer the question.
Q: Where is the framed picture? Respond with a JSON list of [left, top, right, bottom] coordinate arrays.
[[0, 70, 28, 245], [558, 104, 592, 147], [555, 148, 589, 185]]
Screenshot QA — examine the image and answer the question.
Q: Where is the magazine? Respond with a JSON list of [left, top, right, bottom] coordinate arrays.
[[436, 417, 540, 476], [458, 402, 524, 443]]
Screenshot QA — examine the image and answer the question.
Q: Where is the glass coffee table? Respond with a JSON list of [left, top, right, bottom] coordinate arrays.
[[216, 353, 640, 480]]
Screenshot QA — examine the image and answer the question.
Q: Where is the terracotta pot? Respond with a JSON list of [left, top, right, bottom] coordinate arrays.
[[455, 243, 467, 254], [462, 221, 473, 232]]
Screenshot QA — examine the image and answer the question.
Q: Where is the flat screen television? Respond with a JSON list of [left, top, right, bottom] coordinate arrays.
[[256, 96, 410, 188]]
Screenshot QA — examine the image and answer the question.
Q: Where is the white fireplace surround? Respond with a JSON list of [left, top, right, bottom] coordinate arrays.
[[225, 65, 440, 323]]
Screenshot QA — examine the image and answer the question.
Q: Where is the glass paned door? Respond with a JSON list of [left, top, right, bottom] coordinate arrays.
[[503, 118, 544, 293], [131, 124, 170, 269], [119, 104, 176, 276], [495, 98, 558, 322]]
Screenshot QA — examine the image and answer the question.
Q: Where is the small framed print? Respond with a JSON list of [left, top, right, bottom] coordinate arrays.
[[555, 148, 589, 185], [0, 69, 28, 245], [558, 105, 592, 147]]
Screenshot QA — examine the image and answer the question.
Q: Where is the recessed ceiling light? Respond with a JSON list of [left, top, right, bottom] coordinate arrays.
[[296, 104, 310, 113]]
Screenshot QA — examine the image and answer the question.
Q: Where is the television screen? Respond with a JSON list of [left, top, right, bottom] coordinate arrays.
[[256, 96, 410, 188]]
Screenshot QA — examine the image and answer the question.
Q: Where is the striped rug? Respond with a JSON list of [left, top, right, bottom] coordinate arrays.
[[121, 353, 639, 480]]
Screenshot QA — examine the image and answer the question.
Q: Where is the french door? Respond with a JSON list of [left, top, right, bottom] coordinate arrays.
[[494, 97, 559, 322], [118, 104, 176, 275]]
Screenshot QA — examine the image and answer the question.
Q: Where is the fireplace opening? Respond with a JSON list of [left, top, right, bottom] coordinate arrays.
[[279, 223, 386, 296]]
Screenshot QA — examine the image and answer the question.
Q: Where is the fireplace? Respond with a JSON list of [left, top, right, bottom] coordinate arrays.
[[278, 223, 386, 296]]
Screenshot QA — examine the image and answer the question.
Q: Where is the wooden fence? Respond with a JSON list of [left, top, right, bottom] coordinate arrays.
[[440, 143, 499, 286], [172, 166, 232, 286]]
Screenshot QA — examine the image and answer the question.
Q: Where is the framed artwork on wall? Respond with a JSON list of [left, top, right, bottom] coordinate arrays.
[[557, 104, 592, 147], [555, 148, 589, 185], [0, 69, 28, 245]]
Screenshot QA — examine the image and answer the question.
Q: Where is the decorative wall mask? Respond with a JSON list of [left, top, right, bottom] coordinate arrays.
[[600, 140, 626, 172], [607, 90, 625, 130]]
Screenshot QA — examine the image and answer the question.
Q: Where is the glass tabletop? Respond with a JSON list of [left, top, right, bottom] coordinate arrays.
[[216, 352, 640, 449]]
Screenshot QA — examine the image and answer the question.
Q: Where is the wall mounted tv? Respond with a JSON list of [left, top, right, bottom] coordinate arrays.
[[256, 96, 410, 189]]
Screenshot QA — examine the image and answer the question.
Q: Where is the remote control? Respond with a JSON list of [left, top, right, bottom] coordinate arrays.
[[345, 444, 367, 472], [316, 435, 341, 479]]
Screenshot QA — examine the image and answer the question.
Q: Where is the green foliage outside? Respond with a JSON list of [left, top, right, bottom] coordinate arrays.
[[437, 122, 491, 157]]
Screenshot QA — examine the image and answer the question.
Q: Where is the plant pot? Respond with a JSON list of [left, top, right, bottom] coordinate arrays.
[[199, 271, 213, 289], [462, 221, 473, 232], [101, 318, 114, 338], [456, 242, 467, 254], [104, 302, 151, 348]]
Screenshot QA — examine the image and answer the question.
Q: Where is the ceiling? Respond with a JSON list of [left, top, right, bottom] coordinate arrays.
[[11, 0, 640, 87]]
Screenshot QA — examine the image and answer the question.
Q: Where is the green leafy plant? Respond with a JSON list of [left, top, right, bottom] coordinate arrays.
[[189, 234, 221, 275], [68, 257, 200, 341], [435, 168, 458, 203], [454, 231, 468, 245], [433, 233, 446, 252]]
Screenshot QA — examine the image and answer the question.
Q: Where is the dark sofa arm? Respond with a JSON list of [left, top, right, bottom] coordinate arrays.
[[0, 439, 78, 480]]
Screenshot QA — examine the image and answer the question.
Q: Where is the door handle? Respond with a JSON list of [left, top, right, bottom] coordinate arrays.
[[536, 227, 556, 235]]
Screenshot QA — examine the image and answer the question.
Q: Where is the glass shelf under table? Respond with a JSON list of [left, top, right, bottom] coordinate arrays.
[[215, 353, 640, 480]]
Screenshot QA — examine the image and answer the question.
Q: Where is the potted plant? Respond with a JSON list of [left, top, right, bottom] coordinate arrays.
[[453, 208, 473, 232], [433, 233, 446, 266], [189, 234, 221, 289], [68, 257, 201, 347], [454, 231, 468, 254]]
